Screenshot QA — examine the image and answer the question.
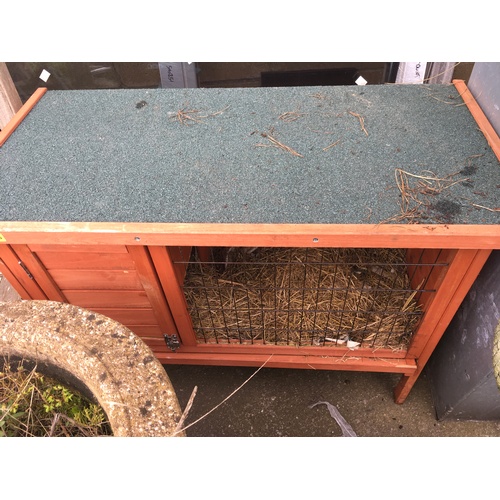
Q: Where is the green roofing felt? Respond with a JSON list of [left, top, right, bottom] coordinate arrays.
[[0, 84, 499, 224]]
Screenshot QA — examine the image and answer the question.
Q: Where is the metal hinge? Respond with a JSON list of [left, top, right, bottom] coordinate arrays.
[[164, 334, 181, 352], [18, 260, 34, 279]]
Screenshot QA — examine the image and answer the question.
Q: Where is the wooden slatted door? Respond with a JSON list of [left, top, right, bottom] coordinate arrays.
[[0, 243, 178, 356]]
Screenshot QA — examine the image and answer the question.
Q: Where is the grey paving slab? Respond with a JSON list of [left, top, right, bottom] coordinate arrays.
[[1, 84, 499, 224], [164, 364, 500, 437]]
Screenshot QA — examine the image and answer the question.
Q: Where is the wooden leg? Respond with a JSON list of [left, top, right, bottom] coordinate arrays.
[[394, 248, 492, 403]]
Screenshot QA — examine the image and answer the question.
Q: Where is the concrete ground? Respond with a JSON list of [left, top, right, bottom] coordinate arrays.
[[164, 363, 500, 437]]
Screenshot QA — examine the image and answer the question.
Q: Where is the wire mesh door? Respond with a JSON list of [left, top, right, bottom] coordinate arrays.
[[176, 246, 448, 350]]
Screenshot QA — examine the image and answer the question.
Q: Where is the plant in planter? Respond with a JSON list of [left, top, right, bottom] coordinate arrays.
[[1, 358, 112, 437]]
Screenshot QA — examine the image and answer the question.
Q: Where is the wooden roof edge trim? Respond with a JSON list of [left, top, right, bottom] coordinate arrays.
[[453, 79, 500, 163], [0, 87, 47, 147], [1, 222, 500, 249]]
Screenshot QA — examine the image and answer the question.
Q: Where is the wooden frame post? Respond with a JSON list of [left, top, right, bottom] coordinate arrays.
[[148, 246, 198, 347], [394, 248, 492, 403], [0, 63, 22, 130], [0, 87, 46, 146]]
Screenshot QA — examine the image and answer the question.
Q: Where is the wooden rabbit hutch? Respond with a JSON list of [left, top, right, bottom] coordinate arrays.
[[1, 81, 499, 403]]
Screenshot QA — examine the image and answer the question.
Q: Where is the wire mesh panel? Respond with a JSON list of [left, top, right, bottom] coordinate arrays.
[[177, 247, 448, 349]]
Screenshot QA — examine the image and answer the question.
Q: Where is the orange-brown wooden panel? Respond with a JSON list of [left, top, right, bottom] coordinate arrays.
[[168, 246, 192, 284], [196, 247, 212, 263], [148, 246, 198, 347], [0, 245, 47, 299], [34, 251, 136, 270], [64, 290, 150, 309], [28, 244, 130, 254], [10, 244, 67, 302], [0, 87, 47, 147], [127, 325, 164, 337], [395, 248, 492, 403], [453, 80, 500, 162], [3, 221, 500, 250], [86, 309, 165, 338], [405, 248, 456, 311], [0, 257, 30, 299], [126, 245, 179, 334], [140, 337, 168, 347], [50, 269, 143, 290], [406, 248, 486, 360], [91, 307, 159, 325], [162, 342, 408, 358], [156, 351, 417, 374]]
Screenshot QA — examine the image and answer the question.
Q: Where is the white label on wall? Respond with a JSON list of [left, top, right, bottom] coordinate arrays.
[[355, 75, 367, 86], [158, 62, 198, 88], [396, 62, 427, 84], [39, 69, 51, 82]]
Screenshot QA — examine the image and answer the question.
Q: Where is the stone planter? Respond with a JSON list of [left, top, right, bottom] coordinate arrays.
[[0, 300, 184, 436]]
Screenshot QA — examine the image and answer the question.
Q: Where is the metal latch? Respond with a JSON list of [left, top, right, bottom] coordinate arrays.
[[164, 334, 181, 352], [18, 260, 34, 279]]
